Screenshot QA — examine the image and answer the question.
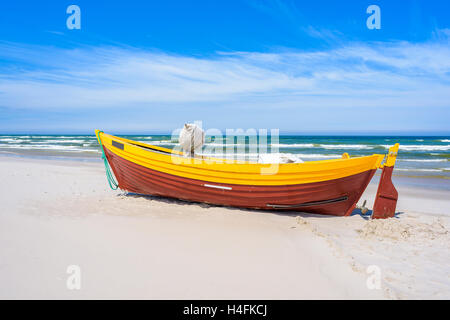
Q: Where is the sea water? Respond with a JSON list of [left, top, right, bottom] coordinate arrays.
[[0, 135, 448, 180]]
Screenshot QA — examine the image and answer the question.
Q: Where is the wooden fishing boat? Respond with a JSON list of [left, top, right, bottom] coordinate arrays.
[[95, 130, 399, 218]]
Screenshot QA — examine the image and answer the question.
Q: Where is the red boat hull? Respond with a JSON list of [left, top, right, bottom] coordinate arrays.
[[104, 148, 376, 216]]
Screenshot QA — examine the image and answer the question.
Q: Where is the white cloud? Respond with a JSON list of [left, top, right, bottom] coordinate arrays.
[[0, 38, 449, 110]]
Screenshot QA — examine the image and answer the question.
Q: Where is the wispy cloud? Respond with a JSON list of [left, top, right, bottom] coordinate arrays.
[[246, 0, 303, 28], [0, 35, 449, 111], [301, 25, 344, 42], [45, 30, 65, 36]]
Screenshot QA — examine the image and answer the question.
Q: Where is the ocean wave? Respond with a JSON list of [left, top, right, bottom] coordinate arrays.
[[197, 152, 341, 160], [132, 137, 156, 142], [44, 135, 91, 138], [32, 139, 89, 143], [25, 135, 90, 139], [0, 144, 100, 152], [1, 137, 93, 144], [383, 144, 450, 151], [399, 159, 448, 162], [395, 168, 443, 172], [205, 143, 251, 147], [295, 154, 341, 159], [319, 144, 375, 150], [0, 138, 31, 143], [148, 140, 178, 145], [270, 143, 315, 148], [148, 141, 258, 147], [441, 139, 450, 143]]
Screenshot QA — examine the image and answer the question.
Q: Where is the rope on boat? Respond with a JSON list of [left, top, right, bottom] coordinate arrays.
[[96, 130, 119, 190]]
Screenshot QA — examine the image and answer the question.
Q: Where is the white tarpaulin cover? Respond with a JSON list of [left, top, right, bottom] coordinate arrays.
[[257, 153, 304, 164], [179, 123, 205, 156]]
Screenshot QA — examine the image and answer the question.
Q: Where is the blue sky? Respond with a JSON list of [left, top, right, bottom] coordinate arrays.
[[0, 0, 449, 134]]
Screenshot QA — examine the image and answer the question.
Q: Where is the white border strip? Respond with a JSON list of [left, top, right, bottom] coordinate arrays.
[[203, 184, 232, 190]]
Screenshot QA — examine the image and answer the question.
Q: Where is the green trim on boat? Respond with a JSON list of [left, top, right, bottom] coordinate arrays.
[[96, 130, 119, 190]]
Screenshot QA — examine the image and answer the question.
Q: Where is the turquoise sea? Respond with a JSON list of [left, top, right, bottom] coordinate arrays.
[[0, 135, 449, 180]]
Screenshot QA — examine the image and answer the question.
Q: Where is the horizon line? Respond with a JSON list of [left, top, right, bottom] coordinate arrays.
[[1, 131, 450, 137]]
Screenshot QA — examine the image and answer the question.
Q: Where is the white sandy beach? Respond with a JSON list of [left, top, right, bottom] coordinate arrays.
[[0, 156, 449, 299]]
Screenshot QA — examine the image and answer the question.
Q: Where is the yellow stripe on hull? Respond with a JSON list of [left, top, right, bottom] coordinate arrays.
[[96, 130, 385, 186]]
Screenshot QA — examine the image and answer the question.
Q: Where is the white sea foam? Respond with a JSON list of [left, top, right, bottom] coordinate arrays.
[[0, 138, 32, 143], [197, 152, 258, 160], [34, 139, 88, 143], [49, 136, 90, 138], [206, 143, 250, 147], [150, 141, 178, 146], [294, 153, 341, 159], [320, 144, 375, 150], [147, 141, 256, 147], [0, 144, 99, 152], [382, 145, 450, 151], [395, 168, 443, 172], [197, 152, 340, 160], [399, 159, 448, 163], [270, 143, 315, 148], [29, 136, 58, 138], [441, 139, 450, 143]]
